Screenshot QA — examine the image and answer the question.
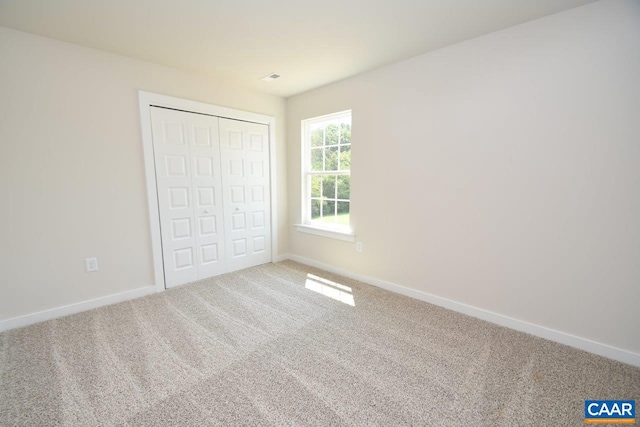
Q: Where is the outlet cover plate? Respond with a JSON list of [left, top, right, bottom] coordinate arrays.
[[85, 258, 99, 272]]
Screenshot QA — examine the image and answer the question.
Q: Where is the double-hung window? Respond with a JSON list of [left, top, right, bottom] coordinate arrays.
[[299, 110, 353, 240]]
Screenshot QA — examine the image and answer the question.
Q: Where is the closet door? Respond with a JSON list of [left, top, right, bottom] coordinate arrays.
[[150, 107, 226, 288], [219, 118, 272, 271], [188, 113, 226, 280]]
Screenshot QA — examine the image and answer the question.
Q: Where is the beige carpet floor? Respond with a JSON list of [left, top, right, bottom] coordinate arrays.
[[1, 260, 638, 426]]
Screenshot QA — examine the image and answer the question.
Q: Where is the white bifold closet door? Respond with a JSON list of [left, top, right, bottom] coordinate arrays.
[[219, 117, 272, 272], [150, 107, 271, 288]]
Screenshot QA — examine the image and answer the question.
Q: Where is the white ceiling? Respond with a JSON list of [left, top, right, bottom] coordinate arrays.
[[0, 0, 595, 97]]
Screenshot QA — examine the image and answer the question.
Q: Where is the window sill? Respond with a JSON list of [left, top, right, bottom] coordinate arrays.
[[295, 224, 356, 242]]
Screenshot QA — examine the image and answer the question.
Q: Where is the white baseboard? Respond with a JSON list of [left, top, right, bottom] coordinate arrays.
[[285, 254, 640, 368], [273, 253, 290, 263], [0, 286, 156, 333]]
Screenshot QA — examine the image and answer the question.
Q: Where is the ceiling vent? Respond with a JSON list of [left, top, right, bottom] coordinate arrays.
[[261, 73, 281, 82]]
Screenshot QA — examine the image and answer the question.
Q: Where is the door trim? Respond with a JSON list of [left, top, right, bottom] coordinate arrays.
[[138, 91, 278, 292]]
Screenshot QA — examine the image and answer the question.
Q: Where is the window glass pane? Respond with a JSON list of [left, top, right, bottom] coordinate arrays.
[[337, 175, 350, 200], [339, 145, 351, 171], [339, 120, 351, 145], [337, 201, 350, 226], [324, 121, 339, 146], [310, 125, 323, 147], [311, 199, 321, 220], [310, 176, 321, 198], [322, 200, 336, 224], [325, 146, 338, 171], [311, 148, 323, 171], [322, 175, 336, 199]]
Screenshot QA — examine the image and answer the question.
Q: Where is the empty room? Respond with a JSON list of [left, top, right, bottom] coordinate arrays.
[[1, 0, 639, 425]]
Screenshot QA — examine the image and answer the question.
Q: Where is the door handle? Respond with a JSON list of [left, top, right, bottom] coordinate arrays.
[[203, 210, 210, 214]]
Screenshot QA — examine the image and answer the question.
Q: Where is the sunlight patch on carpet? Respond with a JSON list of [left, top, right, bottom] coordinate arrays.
[[304, 273, 355, 306]]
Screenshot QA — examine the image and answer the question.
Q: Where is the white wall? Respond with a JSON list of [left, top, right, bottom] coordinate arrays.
[[0, 26, 287, 321], [287, 0, 640, 355]]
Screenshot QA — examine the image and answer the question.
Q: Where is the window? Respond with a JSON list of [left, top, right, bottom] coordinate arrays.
[[299, 111, 353, 240]]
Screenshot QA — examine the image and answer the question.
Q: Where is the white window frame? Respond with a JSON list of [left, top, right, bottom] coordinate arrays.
[[296, 110, 355, 242]]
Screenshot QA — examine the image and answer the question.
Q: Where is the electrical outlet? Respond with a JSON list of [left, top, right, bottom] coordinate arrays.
[[85, 258, 99, 272], [356, 242, 363, 253]]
